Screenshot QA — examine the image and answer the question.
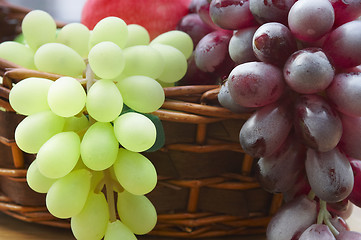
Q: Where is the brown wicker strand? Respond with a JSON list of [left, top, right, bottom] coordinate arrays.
[[163, 85, 218, 98], [269, 193, 284, 215], [196, 123, 207, 144], [0, 168, 26, 178], [242, 154, 255, 176], [164, 143, 243, 153], [152, 109, 225, 124], [161, 100, 251, 119], [3, 68, 86, 89], [157, 212, 212, 220], [200, 87, 220, 104]]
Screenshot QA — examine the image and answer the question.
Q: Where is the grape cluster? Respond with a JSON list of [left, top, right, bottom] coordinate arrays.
[[178, 0, 361, 239], [1, 10, 193, 240]]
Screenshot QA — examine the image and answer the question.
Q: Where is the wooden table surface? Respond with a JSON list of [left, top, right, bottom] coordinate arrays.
[[0, 206, 360, 240]]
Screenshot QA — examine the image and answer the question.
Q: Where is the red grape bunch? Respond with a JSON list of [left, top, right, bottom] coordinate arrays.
[[177, 0, 361, 239]]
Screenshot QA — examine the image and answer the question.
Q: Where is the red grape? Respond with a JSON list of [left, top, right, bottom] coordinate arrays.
[[239, 101, 293, 157], [266, 195, 318, 240], [176, 13, 214, 47], [284, 48, 335, 94], [330, 0, 361, 27], [336, 230, 361, 240], [176, 0, 361, 237], [218, 80, 256, 113], [293, 94, 342, 152], [288, 0, 335, 42], [188, 0, 199, 13], [323, 20, 361, 69], [339, 113, 361, 160], [227, 61, 285, 107], [249, 0, 297, 25], [347, 159, 361, 208], [305, 148, 354, 203], [228, 26, 258, 64], [256, 133, 306, 193], [196, 0, 223, 30], [326, 72, 361, 117], [252, 22, 297, 66], [299, 224, 336, 240], [209, 0, 255, 30], [194, 30, 234, 78], [283, 172, 312, 202]]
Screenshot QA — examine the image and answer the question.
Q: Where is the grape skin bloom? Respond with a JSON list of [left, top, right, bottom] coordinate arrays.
[[227, 61, 285, 107]]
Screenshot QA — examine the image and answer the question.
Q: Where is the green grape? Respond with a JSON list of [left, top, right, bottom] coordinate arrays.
[[36, 131, 80, 179], [14, 33, 25, 44], [104, 220, 137, 240], [144, 113, 165, 152], [26, 160, 56, 193], [63, 114, 89, 132], [124, 24, 150, 48], [80, 122, 119, 171], [150, 30, 193, 59], [15, 110, 65, 154], [34, 42, 86, 78], [113, 112, 156, 152], [89, 16, 128, 49], [151, 43, 187, 83], [46, 169, 92, 219], [117, 190, 157, 235], [71, 192, 109, 240], [72, 157, 88, 171], [9, 77, 53, 116], [56, 22, 90, 58], [88, 41, 125, 80], [86, 79, 123, 122], [0, 41, 35, 69], [116, 76, 164, 113], [21, 10, 57, 50], [47, 76, 86, 117], [121, 45, 164, 79], [113, 148, 157, 195], [158, 81, 175, 88], [90, 169, 104, 191]]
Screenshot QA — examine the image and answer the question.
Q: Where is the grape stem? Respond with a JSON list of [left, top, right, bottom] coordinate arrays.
[[85, 61, 96, 92], [84, 62, 97, 125], [307, 190, 316, 201], [317, 200, 340, 236], [104, 168, 117, 222], [94, 178, 105, 194]]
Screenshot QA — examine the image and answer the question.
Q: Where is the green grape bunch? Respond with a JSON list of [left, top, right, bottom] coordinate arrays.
[[0, 9, 193, 240]]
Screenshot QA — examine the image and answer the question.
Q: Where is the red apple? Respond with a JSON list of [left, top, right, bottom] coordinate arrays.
[[81, 0, 192, 40]]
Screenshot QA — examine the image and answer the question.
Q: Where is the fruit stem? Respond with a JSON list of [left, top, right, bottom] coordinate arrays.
[[307, 190, 316, 201], [104, 168, 117, 222], [324, 213, 339, 236], [85, 62, 96, 92], [317, 200, 339, 236], [113, 180, 124, 193], [94, 178, 105, 194], [317, 202, 325, 224]]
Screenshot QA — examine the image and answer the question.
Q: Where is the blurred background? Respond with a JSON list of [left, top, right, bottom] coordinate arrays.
[[6, 0, 86, 22]]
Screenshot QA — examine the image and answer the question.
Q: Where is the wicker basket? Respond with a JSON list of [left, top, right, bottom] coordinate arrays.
[[0, 1, 283, 238]]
